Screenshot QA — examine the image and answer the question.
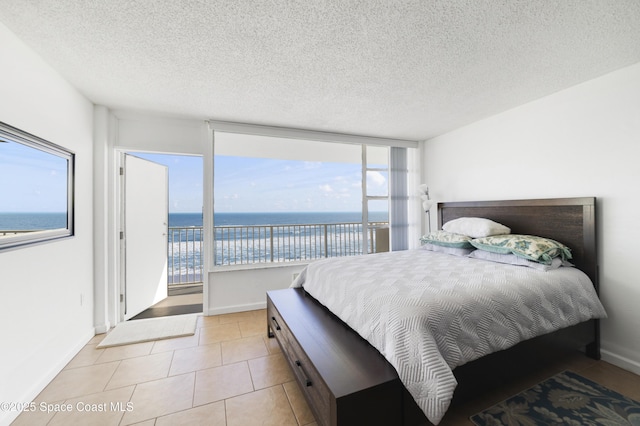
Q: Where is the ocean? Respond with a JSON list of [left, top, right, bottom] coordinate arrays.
[[170, 211, 388, 227], [0, 212, 67, 230]]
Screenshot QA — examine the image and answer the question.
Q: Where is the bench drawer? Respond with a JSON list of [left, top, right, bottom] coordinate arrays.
[[267, 304, 290, 347], [285, 332, 332, 426], [267, 289, 403, 426], [268, 300, 331, 425]]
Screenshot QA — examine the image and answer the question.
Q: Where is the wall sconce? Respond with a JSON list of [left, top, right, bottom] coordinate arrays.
[[419, 184, 433, 233]]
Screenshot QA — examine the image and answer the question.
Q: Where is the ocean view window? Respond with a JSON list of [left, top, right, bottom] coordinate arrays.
[[0, 122, 74, 250], [213, 132, 390, 266]]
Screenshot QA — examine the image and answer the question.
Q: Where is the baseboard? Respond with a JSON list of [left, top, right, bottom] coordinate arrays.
[[1, 327, 96, 426], [206, 301, 267, 316], [601, 349, 640, 376], [94, 321, 111, 334]]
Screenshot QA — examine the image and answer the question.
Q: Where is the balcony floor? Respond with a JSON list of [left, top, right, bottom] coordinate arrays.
[[129, 284, 203, 321]]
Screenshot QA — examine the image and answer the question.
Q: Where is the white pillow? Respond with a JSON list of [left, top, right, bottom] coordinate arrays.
[[442, 217, 510, 238]]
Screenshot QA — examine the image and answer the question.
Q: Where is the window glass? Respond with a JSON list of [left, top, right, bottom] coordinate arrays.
[[213, 133, 385, 266], [0, 122, 74, 249], [366, 170, 389, 197], [368, 199, 389, 223], [366, 145, 388, 168]]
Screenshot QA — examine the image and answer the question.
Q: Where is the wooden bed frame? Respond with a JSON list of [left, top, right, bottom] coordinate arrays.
[[438, 196, 600, 359], [267, 197, 600, 426]]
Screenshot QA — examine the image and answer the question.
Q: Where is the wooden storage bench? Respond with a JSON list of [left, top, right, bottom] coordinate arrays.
[[267, 288, 405, 426]]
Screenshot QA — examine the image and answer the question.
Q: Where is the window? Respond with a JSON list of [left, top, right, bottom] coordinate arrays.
[[209, 122, 420, 266], [363, 145, 390, 253], [0, 122, 74, 250], [213, 132, 391, 265]]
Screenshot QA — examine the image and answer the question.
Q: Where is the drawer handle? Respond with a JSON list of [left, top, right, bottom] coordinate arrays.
[[295, 360, 312, 387], [271, 316, 281, 331]]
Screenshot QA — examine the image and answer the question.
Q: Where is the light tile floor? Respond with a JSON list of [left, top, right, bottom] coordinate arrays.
[[12, 309, 640, 425], [13, 309, 317, 426]]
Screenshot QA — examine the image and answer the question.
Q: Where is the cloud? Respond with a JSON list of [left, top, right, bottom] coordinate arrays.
[[319, 184, 333, 193], [367, 171, 386, 187]]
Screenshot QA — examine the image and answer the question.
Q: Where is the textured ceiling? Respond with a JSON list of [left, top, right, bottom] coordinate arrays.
[[1, 0, 639, 140]]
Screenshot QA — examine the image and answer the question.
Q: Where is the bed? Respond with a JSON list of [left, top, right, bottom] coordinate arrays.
[[267, 197, 606, 425]]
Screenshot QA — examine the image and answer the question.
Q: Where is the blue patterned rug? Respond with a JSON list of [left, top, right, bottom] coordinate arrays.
[[470, 370, 640, 425]]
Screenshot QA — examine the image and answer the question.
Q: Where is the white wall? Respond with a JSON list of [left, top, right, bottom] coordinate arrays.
[[0, 22, 95, 425], [208, 264, 307, 315], [422, 62, 640, 374], [114, 112, 208, 155]]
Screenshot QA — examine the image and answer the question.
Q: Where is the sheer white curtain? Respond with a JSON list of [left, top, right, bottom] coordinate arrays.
[[390, 147, 420, 251], [406, 147, 421, 249], [390, 147, 407, 250], [389, 147, 420, 250]]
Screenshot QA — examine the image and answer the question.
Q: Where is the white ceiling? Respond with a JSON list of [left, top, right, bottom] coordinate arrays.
[[1, 0, 639, 141]]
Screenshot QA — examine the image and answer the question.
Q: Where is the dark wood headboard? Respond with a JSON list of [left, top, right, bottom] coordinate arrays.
[[437, 197, 598, 291]]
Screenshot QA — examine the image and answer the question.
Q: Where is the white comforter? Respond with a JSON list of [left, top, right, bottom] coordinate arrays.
[[291, 249, 607, 425]]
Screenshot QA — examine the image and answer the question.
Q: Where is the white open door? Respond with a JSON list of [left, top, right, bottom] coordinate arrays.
[[123, 154, 169, 320]]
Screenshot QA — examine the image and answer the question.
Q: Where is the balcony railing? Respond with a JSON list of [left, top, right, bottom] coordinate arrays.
[[167, 221, 388, 284], [168, 227, 203, 285]]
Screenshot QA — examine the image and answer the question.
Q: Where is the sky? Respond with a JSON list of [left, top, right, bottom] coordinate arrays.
[[0, 143, 387, 214], [0, 139, 69, 212], [136, 153, 388, 213], [133, 153, 204, 213]]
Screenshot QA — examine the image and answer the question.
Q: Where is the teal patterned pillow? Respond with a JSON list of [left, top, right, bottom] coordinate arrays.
[[470, 234, 572, 265], [420, 231, 473, 248]]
